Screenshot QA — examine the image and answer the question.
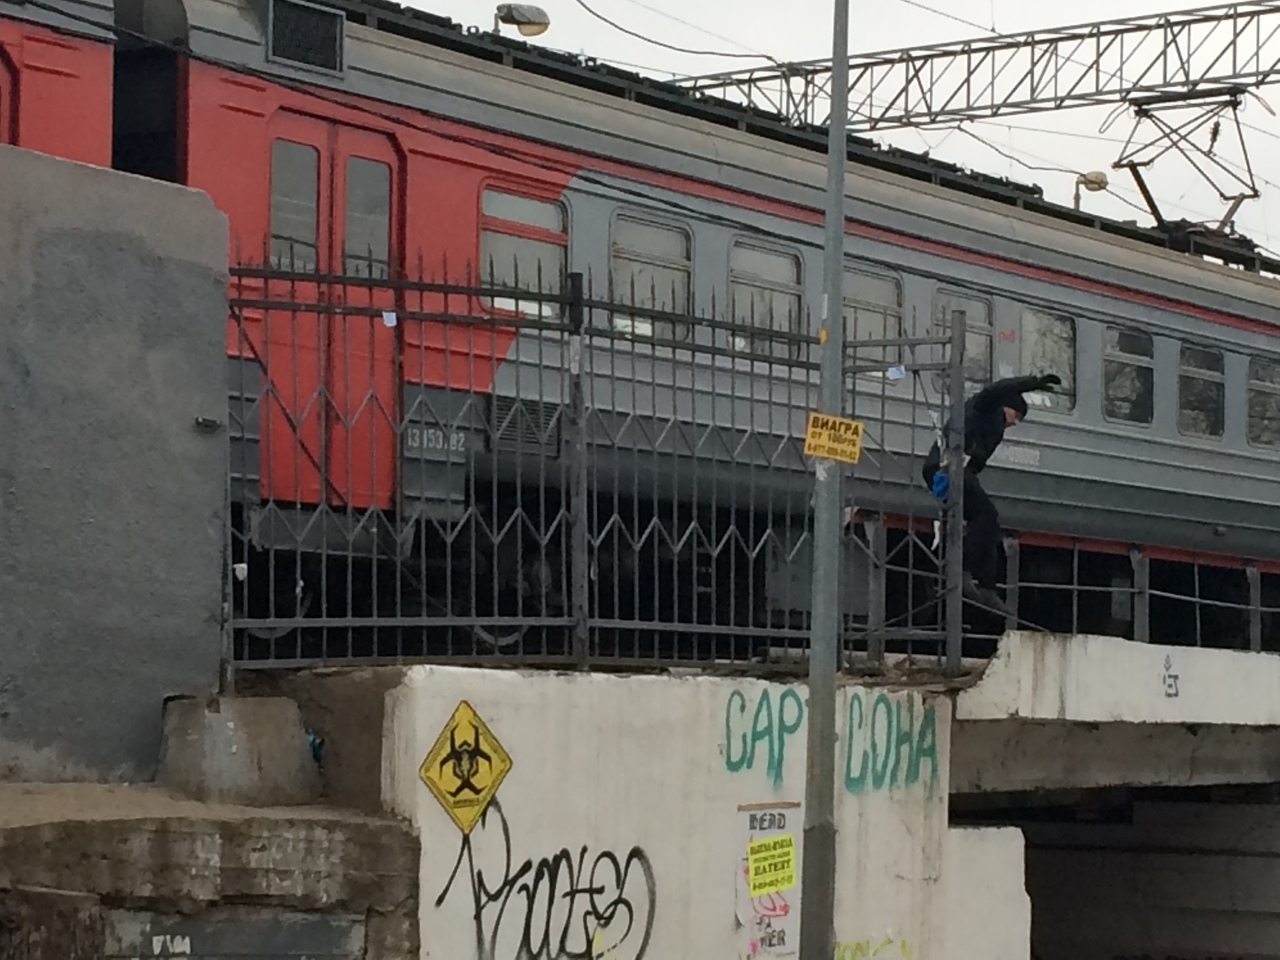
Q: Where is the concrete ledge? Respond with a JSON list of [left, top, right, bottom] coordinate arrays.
[[957, 632, 1280, 725], [952, 719, 1280, 793], [157, 696, 321, 806], [0, 784, 419, 960]]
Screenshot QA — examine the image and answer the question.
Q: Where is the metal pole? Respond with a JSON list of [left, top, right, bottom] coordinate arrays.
[[799, 0, 848, 956], [566, 272, 590, 667], [945, 310, 967, 677]]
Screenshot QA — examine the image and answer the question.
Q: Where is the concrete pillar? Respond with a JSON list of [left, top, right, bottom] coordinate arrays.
[[157, 696, 321, 805]]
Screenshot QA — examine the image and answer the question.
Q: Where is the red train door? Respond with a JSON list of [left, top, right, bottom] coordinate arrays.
[[0, 47, 13, 145], [260, 114, 400, 511], [328, 126, 399, 511]]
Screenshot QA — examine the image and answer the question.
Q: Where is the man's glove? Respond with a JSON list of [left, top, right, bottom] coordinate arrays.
[[1037, 373, 1062, 391]]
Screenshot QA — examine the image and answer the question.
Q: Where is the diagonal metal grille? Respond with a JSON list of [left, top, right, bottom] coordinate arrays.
[[225, 261, 970, 672], [677, 1, 1280, 131]]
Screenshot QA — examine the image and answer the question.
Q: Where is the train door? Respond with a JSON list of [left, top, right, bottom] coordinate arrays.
[[260, 113, 400, 511], [0, 46, 14, 145], [328, 126, 399, 511]]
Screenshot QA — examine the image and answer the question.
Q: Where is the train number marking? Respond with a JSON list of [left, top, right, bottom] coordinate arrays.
[[406, 427, 467, 453]]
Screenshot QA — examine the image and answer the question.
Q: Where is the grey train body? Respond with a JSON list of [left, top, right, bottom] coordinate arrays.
[[149, 0, 1280, 578]]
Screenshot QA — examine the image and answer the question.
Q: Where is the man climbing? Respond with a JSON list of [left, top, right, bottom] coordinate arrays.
[[922, 373, 1061, 612]]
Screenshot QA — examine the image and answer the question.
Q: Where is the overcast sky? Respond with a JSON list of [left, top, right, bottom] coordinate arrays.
[[405, 0, 1280, 258]]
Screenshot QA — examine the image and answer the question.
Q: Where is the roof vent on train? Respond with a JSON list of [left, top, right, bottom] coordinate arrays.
[[268, 0, 343, 72]]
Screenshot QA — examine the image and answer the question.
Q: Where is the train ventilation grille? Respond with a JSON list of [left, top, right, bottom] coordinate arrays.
[[269, 0, 344, 72], [490, 396, 562, 452]]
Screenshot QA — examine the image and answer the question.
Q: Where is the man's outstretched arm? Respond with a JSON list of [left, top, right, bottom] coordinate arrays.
[[972, 373, 1061, 412]]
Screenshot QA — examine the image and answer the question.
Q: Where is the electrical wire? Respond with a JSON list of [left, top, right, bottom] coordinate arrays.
[[894, 0, 1280, 221], [611, 0, 771, 59], [569, 0, 779, 63], [589, 54, 678, 75], [954, 125, 1078, 176], [890, 0, 991, 34], [972, 117, 1280, 193], [946, 124, 1280, 230]]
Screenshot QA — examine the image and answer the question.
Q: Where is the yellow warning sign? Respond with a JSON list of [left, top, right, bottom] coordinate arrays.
[[747, 833, 796, 897], [803, 412, 864, 464], [418, 700, 513, 834]]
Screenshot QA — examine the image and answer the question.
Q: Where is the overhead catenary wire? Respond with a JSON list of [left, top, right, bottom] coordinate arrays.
[[943, 123, 1280, 243], [890, 0, 991, 34], [569, 0, 780, 63], [882, 0, 1280, 244], [610, 0, 771, 59]]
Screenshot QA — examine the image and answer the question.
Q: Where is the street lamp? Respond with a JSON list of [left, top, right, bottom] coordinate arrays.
[[1074, 170, 1108, 209], [494, 3, 550, 36]]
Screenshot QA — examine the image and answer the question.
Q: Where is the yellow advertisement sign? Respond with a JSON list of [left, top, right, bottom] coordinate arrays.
[[419, 700, 513, 834], [803, 413, 864, 464], [747, 833, 796, 897]]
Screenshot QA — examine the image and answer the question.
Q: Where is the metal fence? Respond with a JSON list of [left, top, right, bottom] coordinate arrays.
[[224, 262, 1280, 673], [224, 264, 962, 670]]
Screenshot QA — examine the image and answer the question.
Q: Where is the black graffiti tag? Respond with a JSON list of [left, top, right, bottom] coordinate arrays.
[[436, 800, 656, 960]]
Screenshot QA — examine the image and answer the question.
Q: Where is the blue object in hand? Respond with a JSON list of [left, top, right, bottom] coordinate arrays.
[[931, 470, 949, 500]]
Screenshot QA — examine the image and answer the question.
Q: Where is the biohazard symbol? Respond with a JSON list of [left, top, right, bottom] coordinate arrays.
[[419, 701, 512, 834], [442, 723, 490, 798]]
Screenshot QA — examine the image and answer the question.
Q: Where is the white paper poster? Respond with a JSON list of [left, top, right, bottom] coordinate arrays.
[[736, 800, 801, 959]]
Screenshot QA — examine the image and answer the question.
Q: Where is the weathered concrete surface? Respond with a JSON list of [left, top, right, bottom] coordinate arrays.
[[952, 718, 1280, 793], [237, 667, 409, 815], [378, 665, 1008, 960], [1027, 801, 1280, 960], [0, 887, 103, 960], [0, 145, 228, 782], [957, 632, 1280, 724], [157, 696, 321, 805], [0, 784, 419, 960], [942, 828, 1029, 960]]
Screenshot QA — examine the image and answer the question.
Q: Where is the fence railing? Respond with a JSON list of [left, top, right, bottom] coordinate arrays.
[[225, 265, 960, 669], [225, 263, 1280, 672]]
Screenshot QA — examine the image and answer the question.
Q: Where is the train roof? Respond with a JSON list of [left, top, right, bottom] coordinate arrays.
[[8, 0, 114, 41], [11, 0, 1279, 278], [310, 0, 1280, 278]]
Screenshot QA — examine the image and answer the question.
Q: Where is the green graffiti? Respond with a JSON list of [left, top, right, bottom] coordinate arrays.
[[844, 690, 938, 796], [724, 687, 805, 787], [725, 689, 748, 772]]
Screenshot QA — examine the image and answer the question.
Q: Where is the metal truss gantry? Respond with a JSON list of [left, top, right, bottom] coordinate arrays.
[[676, 1, 1280, 133]]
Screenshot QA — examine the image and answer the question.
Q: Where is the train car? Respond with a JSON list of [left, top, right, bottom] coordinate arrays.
[[0, 0, 113, 164], [87, 0, 1280, 650]]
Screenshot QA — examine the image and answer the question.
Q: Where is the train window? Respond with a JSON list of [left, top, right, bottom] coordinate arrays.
[[1020, 309, 1075, 412], [1102, 326, 1154, 424], [610, 216, 691, 339], [934, 291, 992, 392], [1178, 343, 1225, 438], [843, 269, 902, 370], [269, 140, 319, 272], [1249, 357, 1280, 446], [730, 243, 803, 358], [480, 189, 566, 316], [344, 157, 391, 279]]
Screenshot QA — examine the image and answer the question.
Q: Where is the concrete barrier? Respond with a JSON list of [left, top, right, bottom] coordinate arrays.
[[157, 696, 321, 805]]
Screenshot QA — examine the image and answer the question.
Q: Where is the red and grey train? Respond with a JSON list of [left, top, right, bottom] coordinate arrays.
[[8, 0, 1280, 649]]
